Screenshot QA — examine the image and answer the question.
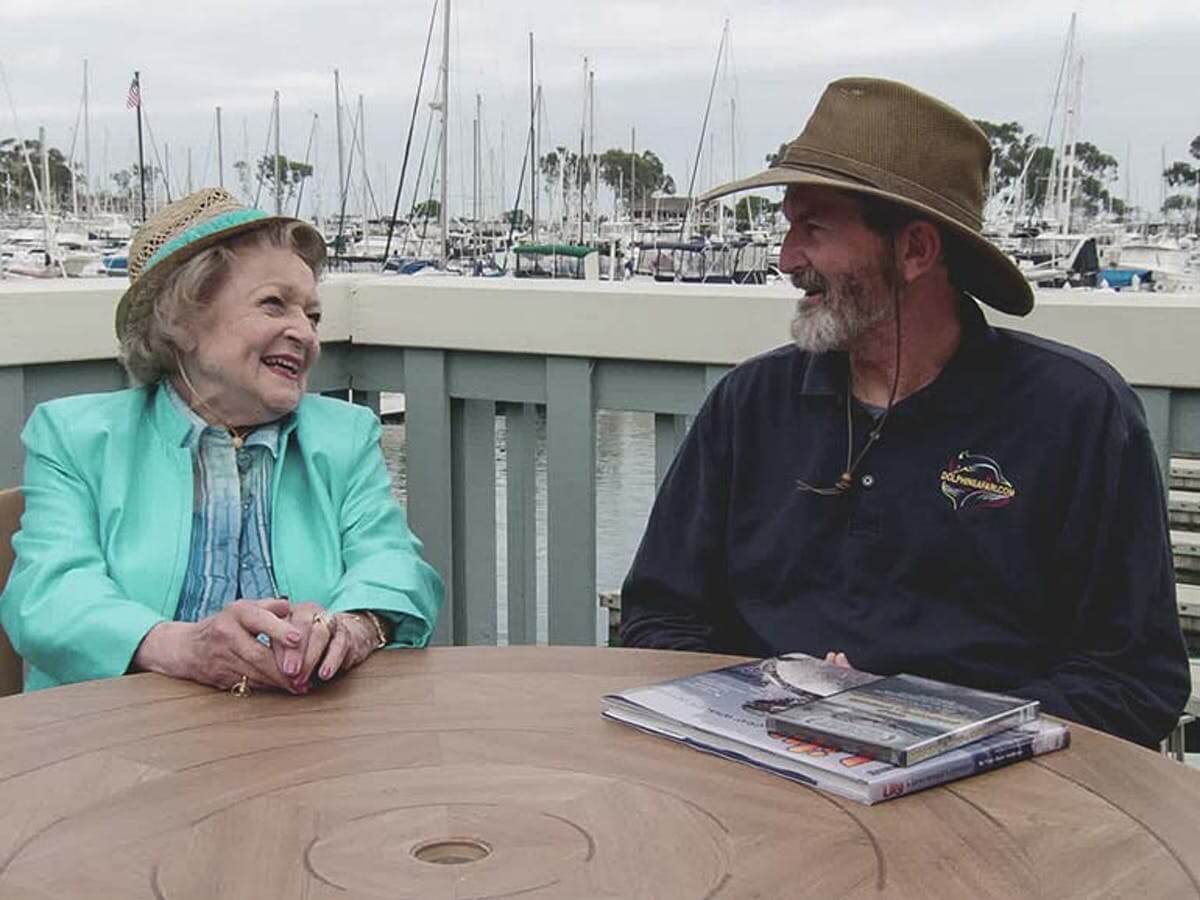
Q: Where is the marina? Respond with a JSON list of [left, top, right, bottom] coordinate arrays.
[[5, 8, 1197, 292]]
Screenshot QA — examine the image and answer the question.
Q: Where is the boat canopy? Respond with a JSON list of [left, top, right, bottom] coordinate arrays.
[[635, 240, 704, 251], [514, 243, 596, 258]]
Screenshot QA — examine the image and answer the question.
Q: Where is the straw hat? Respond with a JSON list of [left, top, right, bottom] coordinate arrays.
[[115, 188, 327, 340], [701, 77, 1033, 316]]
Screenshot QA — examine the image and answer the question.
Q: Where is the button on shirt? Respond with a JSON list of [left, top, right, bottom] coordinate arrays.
[[619, 297, 1190, 747], [166, 382, 294, 623]]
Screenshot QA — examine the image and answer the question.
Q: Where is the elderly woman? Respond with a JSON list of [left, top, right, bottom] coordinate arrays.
[[0, 188, 443, 695]]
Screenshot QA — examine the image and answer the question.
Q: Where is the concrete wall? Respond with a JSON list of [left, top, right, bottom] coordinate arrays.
[[4, 277, 1198, 383]]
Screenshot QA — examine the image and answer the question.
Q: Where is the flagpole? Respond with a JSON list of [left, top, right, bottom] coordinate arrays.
[[134, 71, 147, 221]]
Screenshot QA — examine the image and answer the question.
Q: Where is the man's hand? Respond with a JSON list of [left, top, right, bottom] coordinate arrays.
[[133, 598, 300, 691]]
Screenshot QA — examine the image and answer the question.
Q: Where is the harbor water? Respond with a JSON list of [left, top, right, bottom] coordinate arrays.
[[381, 408, 661, 643]]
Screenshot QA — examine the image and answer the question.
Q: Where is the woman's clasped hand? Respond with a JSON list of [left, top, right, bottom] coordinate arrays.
[[272, 602, 382, 694], [133, 599, 383, 694]]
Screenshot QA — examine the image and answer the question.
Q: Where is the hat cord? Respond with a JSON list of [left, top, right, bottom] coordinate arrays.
[[796, 281, 902, 496], [172, 353, 256, 449]]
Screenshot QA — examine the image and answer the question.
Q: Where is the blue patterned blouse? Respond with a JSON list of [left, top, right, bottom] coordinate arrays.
[[165, 381, 297, 623]]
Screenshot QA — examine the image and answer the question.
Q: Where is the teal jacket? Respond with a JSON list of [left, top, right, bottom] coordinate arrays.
[[0, 384, 443, 690]]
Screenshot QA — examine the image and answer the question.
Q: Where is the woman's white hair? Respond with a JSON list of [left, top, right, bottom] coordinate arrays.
[[118, 220, 325, 385]]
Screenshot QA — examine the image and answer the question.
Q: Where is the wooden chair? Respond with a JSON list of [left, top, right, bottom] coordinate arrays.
[[0, 488, 24, 696]]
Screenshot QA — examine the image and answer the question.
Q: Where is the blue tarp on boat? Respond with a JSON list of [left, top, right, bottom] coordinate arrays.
[[1099, 267, 1153, 289]]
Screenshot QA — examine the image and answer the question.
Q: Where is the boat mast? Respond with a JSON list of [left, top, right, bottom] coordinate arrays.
[[589, 68, 596, 242], [312, 115, 321, 224], [358, 94, 368, 232], [528, 32, 537, 242], [1061, 55, 1083, 233], [711, 131, 718, 238], [334, 70, 346, 230], [731, 97, 739, 230], [83, 59, 91, 216], [1049, 13, 1075, 228], [273, 91, 282, 215], [536, 85, 543, 232], [134, 71, 147, 221], [630, 126, 635, 224], [1159, 145, 1166, 217], [39, 125, 51, 246], [578, 56, 587, 245], [730, 98, 736, 185], [293, 113, 318, 217], [682, 19, 730, 240], [383, 0, 438, 264], [101, 126, 108, 213], [473, 93, 481, 226], [242, 117, 250, 200], [1123, 139, 1130, 215], [71, 133, 79, 220], [216, 107, 224, 189], [439, 0, 450, 265]]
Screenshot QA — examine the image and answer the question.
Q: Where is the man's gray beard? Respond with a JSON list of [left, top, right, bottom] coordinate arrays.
[[789, 271, 894, 353]]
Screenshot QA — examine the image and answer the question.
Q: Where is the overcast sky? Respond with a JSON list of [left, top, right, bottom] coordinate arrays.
[[1, 0, 1197, 219]]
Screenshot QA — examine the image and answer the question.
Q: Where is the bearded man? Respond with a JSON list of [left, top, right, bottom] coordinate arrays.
[[618, 77, 1189, 748]]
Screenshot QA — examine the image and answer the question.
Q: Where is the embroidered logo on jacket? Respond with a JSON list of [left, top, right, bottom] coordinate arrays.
[[939, 452, 1016, 511]]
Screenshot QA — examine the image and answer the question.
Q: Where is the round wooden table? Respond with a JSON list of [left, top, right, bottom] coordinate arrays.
[[1, 647, 1199, 898]]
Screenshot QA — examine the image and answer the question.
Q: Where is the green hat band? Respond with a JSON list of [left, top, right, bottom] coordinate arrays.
[[143, 208, 271, 273]]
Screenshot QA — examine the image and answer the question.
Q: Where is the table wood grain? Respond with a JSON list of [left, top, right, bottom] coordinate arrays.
[[0, 646, 1198, 898]]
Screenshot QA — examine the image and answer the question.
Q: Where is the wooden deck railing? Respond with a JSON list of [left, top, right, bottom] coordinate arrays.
[[2, 277, 1199, 648]]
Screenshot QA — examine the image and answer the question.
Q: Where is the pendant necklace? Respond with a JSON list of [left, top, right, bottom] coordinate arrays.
[[175, 359, 256, 449]]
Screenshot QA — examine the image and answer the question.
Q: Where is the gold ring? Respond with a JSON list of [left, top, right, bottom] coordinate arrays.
[[231, 675, 251, 698], [312, 612, 333, 630]]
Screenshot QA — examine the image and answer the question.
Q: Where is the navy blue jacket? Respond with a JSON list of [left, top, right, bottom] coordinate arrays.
[[620, 298, 1190, 747]]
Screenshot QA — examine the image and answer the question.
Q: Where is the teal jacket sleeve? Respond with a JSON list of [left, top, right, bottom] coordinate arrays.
[[326, 410, 443, 645], [0, 406, 166, 685]]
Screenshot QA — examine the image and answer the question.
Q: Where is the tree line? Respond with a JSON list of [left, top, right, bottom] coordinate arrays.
[[768, 123, 1200, 226], [9, 128, 1196, 228], [973, 120, 1125, 219], [407, 147, 679, 227], [1, 136, 312, 216], [1163, 136, 1200, 222]]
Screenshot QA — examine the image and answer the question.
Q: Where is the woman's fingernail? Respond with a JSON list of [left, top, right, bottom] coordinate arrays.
[[285, 658, 298, 676], [319, 665, 332, 680], [287, 630, 301, 643]]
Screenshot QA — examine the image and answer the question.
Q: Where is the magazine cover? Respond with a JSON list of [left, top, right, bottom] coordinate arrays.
[[765, 673, 1039, 766], [602, 655, 1069, 804]]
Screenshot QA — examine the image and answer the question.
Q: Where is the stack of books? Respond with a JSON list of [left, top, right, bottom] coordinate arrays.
[[602, 654, 1069, 805]]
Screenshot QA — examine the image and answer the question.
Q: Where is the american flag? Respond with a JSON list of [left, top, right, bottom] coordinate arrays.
[[126, 75, 141, 110]]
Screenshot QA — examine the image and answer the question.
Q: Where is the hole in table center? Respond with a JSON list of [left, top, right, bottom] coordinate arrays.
[[412, 838, 493, 865]]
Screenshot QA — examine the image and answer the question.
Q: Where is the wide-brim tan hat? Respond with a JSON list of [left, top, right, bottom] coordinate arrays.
[[700, 77, 1033, 316], [115, 187, 327, 340]]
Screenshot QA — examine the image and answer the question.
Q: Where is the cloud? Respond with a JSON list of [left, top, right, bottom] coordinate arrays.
[[0, 0, 1195, 214]]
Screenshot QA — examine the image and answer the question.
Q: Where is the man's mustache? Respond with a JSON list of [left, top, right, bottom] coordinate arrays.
[[790, 269, 829, 294]]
